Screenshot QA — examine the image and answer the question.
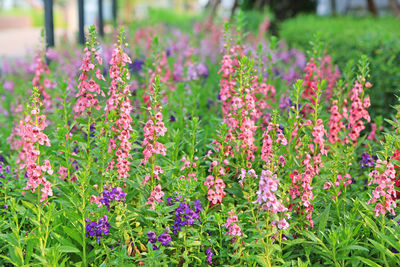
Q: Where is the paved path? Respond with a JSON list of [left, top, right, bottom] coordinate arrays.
[[0, 27, 75, 59]]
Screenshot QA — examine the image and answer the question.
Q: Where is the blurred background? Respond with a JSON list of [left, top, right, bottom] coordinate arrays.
[[1, 0, 400, 118], [0, 0, 399, 121], [0, 0, 399, 57]]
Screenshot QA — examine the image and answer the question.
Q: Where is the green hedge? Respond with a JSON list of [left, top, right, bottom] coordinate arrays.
[[280, 15, 400, 118]]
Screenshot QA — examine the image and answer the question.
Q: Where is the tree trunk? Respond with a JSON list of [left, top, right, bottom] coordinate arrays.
[[209, 0, 221, 23], [366, 0, 378, 16], [230, 0, 239, 21], [255, 0, 264, 10], [330, 0, 337, 16], [204, 0, 221, 25], [389, 0, 400, 18]]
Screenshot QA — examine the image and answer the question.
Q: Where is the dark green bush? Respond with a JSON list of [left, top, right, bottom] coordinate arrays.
[[280, 15, 400, 119]]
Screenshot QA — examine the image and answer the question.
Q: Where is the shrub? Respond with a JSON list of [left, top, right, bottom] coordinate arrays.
[[280, 15, 400, 119]]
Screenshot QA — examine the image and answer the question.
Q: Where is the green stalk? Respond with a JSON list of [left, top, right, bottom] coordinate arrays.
[[62, 93, 72, 181]]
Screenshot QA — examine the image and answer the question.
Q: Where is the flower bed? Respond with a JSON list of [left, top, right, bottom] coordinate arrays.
[[0, 17, 400, 266]]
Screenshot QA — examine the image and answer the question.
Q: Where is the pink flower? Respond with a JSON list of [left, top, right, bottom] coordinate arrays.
[[141, 176, 151, 186], [278, 155, 286, 167], [323, 182, 331, 190], [261, 123, 288, 164], [289, 163, 315, 228], [141, 112, 167, 165], [277, 219, 289, 230], [104, 44, 134, 180], [206, 176, 226, 205], [367, 160, 397, 216], [19, 92, 53, 202], [223, 210, 243, 237], [74, 45, 104, 116], [204, 175, 215, 189], [254, 170, 289, 222], [146, 184, 165, 209], [58, 166, 68, 180], [346, 81, 371, 144], [312, 119, 327, 156]]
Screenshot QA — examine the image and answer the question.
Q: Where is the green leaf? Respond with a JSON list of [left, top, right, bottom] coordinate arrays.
[[318, 204, 330, 236], [59, 245, 80, 254], [0, 255, 18, 266], [355, 256, 382, 267], [255, 255, 269, 267], [25, 236, 35, 263], [10, 246, 24, 266], [337, 245, 369, 253], [63, 226, 83, 246], [21, 200, 36, 212], [368, 238, 395, 258]]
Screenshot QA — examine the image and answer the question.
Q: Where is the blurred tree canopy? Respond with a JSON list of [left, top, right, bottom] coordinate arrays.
[[240, 0, 317, 20]]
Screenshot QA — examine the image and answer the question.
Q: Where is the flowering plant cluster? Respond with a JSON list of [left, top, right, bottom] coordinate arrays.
[[2, 15, 400, 267], [147, 231, 172, 250], [98, 185, 127, 210], [86, 215, 111, 243], [168, 197, 203, 235]]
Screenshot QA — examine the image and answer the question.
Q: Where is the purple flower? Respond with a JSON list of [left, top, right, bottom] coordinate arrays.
[[148, 230, 172, 249], [1, 59, 12, 74], [167, 197, 173, 206], [187, 63, 199, 81], [82, 123, 96, 139], [129, 59, 144, 73], [185, 209, 196, 225], [206, 248, 213, 265], [360, 153, 377, 168], [197, 63, 209, 79], [0, 164, 12, 185], [158, 232, 172, 246], [147, 231, 157, 244], [278, 96, 296, 113], [90, 123, 96, 137], [173, 64, 183, 82], [72, 160, 79, 170], [98, 216, 110, 233], [100, 186, 127, 210], [46, 48, 60, 61], [172, 199, 202, 235], [283, 67, 299, 84], [3, 80, 15, 91], [194, 200, 203, 213], [293, 49, 306, 68], [85, 215, 110, 244], [73, 146, 80, 154], [86, 219, 97, 237]]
